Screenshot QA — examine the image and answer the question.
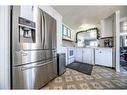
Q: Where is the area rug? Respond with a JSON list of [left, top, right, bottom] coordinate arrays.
[[66, 62, 93, 75]]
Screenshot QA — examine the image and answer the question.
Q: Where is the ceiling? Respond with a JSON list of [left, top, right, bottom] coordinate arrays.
[[52, 6, 127, 31]]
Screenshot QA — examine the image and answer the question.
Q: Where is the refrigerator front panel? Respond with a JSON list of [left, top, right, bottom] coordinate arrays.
[[51, 16, 57, 49], [37, 9, 45, 49], [12, 6, 42, 52], [45, 50, 57, 60], [38, 8, 56, 50], [46, 58, 57, 82], [12, 6, 21, 51], [13, 66, 34, 89], [13, 59, 57, 89], [40, 10, 56, 50], [44, 12, 52, 49], [45, 50, 52, 60], [13, 50, 46, 66], [13, 60, 49, 89], [12, 7, 57, 89], [52, 58, 57, 78]]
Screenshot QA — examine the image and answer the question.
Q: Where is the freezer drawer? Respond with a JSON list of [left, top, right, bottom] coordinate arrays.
[[13, 58, 57, 89], [45, 50, 57, 60], [13, 61, 47, 89], [14, 50, 45, 66], [46, 58, 57, 81]]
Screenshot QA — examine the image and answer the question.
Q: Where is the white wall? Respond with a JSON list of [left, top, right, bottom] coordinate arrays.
[[39, 6, 63, 53], [0, 6, 10, 89]]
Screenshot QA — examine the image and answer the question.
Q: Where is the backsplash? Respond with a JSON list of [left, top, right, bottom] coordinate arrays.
[[98, 37, 114, 47], [62, 40, 75, 47]]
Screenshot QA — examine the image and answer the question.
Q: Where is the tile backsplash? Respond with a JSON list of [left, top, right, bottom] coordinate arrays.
[[98, 37, 114, 47], [62, 40, 75, 47]]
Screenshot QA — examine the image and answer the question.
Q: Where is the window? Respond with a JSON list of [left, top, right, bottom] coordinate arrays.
[[62, 24, 71, 38]]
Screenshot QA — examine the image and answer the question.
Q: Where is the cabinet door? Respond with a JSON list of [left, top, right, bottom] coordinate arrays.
[[95, 49, 103, 65], [75, 48, 82, 62], [101, 49, 112, 67], [101, 18, 113, 37], [82, 49, 92, 64], [95, 48, 112, 67]]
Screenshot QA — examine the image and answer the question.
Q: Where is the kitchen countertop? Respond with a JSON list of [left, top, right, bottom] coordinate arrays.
[[75, 47, 113, 49], [62, 46, 114, 50]]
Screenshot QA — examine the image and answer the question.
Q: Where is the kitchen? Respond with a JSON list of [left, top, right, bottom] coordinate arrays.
[[1, 5, 127, 89], [61, 13, 115, 68]]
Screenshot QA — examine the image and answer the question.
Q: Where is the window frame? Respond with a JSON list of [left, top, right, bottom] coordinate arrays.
[[62, 24, 71, 38]]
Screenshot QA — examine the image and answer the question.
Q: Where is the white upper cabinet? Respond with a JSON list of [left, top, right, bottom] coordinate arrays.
[[21, 6, 33, 21], [101, 16, 114, 38]]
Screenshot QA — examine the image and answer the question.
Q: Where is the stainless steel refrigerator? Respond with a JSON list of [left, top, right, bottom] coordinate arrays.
[[11, 6, 57, 89]]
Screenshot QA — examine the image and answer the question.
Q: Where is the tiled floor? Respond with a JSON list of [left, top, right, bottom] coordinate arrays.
[[42, 66, 127, 89]]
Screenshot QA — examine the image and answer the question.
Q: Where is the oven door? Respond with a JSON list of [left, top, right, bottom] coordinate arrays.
[[67, 48, 74, 59]]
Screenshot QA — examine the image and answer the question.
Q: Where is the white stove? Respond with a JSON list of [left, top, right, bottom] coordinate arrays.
[[67, 48, 75, 65], [62, 47, 75, 66]]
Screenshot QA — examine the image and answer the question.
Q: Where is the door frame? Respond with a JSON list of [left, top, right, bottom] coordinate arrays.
[[115, 10, 121, 72]]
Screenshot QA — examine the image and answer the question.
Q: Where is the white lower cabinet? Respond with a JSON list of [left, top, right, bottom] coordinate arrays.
[[74, 48, 94, 64], [74, 48, 83, 62], [82, 48, 94, 64], [68, 58, 75, 64], [95, 48, 112, 67]]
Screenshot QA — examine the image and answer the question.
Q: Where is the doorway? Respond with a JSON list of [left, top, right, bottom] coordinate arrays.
[[120, 35, 127, 71], [120, 19, 127, 72]]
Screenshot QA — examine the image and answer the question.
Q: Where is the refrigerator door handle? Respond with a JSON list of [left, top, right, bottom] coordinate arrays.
[[40, 9, 45, 48], [43, 12, 47, 49], [21, 60, 53, 71], [40, 10, 42, 43]]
